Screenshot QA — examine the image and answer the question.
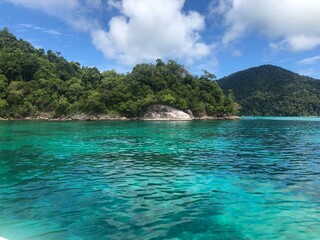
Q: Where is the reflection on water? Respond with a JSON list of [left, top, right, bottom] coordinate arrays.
[[0, 118, 320, 239]]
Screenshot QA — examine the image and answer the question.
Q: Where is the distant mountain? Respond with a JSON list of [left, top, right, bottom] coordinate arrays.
[[219, 65, 320, 116]]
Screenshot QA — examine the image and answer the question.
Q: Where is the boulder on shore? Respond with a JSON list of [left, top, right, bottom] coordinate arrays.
[[70, 113, 91, 121], [142, 105, 193, 121]]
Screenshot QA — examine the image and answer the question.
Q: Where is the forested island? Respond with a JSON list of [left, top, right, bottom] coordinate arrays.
[[1, 28, 319, 119], [0, 28, 238, 120]]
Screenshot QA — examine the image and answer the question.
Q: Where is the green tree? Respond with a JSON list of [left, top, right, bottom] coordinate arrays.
[[54, 96, 70, 116], [83, 91, 104, 114], [0, 98, 8, 117], [0, 74, 8, 98]]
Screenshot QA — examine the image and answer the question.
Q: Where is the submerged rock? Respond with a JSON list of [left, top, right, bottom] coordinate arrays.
[[142, 104, 193, 121]]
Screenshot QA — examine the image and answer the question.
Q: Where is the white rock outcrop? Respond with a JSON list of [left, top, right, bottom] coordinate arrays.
[[142, 105, 193, 121]]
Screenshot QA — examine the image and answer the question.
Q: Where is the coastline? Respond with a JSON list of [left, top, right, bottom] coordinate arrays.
[[0, 114, 240, 121], [194, 115, 240, 120]]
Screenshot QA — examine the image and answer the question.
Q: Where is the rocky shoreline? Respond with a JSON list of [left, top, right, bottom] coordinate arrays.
[[0, 105, 240, 121], [194, 115, 240, 120], [0, 114, 240, 121]]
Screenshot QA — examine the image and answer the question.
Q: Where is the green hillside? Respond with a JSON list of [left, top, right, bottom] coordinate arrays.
[[219, 65, 320, 116], [0, 28, 237, 119]]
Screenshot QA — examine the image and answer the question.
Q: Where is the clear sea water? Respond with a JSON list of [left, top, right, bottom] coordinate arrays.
[[0, 117, 320, 240]]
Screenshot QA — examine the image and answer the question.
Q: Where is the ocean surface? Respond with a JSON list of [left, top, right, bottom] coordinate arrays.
[[0, 117, 320, 240]]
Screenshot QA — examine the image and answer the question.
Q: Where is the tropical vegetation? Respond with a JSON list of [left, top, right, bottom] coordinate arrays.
[[0, 28, 237, 119], [219, 65, 320, 116]]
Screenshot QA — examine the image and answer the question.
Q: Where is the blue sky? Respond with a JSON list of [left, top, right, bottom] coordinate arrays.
[[1, 0, 320, 79]]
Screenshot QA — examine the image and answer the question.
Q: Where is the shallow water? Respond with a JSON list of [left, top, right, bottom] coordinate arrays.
[[0, 118, 320, 239]]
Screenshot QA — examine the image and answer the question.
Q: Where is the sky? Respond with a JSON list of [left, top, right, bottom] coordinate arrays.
[[1, 0, 320, 78]]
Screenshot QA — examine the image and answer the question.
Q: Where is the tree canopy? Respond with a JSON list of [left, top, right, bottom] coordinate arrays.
[[0, 28, 237, 118]]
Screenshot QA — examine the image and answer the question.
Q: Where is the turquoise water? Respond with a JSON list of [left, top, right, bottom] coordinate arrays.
[[0, 118, 320, 240]]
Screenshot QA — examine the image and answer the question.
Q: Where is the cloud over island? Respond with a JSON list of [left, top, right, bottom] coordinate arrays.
[[210, 0, 320, 52], [3, 0, 212, 66], [93, 0, 211, 65], [2, 0, 320, 76]]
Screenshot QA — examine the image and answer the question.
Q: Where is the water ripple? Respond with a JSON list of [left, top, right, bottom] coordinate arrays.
[[0, 119, 320, 239]]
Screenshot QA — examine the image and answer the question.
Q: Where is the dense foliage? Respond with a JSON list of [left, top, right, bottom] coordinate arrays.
[[0, 28, 237, 118], [219, 65, 320, 116]]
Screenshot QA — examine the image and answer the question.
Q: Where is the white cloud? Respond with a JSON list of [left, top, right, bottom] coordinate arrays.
[[3, 0, 101, 32], [298, 68, 317, 77], [2, 0, 79, 14], [210, 0, 320, 52], [93, 0, 211, 65], [297, 56, 320, 65], [4, 0, 211, 67], [232, 49, 242, 57], [107, 0, 121, 10], [43, 29, 61, 36], [18, 23, 61, 36], [287, 36, 320, 52], [209, 0, 232, 16]]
